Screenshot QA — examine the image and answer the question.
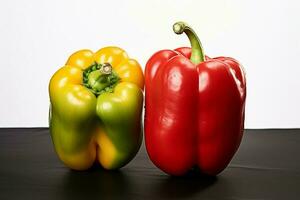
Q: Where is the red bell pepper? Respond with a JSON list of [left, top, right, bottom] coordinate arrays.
[[144, 22, 246, 176]]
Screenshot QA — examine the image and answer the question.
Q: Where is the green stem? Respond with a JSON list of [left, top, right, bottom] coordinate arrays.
[[173, 22, 205, 64], [83, 63, 120, 96]]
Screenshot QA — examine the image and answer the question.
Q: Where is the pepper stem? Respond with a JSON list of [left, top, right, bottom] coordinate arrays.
[[173, 22, 205, 64], [100, 63, 113, 74], [83, 62, 120, 96]]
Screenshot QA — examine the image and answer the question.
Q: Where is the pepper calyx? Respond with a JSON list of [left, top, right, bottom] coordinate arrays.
[[83, 62, 120, 96]]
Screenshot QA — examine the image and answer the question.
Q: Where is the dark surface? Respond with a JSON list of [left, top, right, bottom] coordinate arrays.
[[0, 128, 300, 200]]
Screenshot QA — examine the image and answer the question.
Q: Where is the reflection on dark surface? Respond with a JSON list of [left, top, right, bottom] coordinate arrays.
[[153, 170, 217, 199], [59, 164, 218, 199], [60, 164, 131, 199]]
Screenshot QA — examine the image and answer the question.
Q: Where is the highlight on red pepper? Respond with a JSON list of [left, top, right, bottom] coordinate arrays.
[[144, 22, 246, 176]]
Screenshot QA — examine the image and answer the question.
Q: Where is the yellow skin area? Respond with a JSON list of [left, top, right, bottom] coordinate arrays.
[[49, 47, 144, 170]]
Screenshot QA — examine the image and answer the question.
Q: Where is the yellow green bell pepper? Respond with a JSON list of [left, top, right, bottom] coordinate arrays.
[[49, 46, 144, 170]]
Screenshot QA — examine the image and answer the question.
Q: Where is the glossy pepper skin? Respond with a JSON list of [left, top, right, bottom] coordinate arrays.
[[145, 22, 246, 176], [49, 46, 144, 170]]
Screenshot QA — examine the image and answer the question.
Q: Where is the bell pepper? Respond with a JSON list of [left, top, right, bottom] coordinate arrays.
[[49, 46, 144, 170], [145, 22, 246, 176]]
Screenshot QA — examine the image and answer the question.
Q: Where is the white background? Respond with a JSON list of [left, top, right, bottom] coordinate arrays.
[[0, 0, 299, 128]]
